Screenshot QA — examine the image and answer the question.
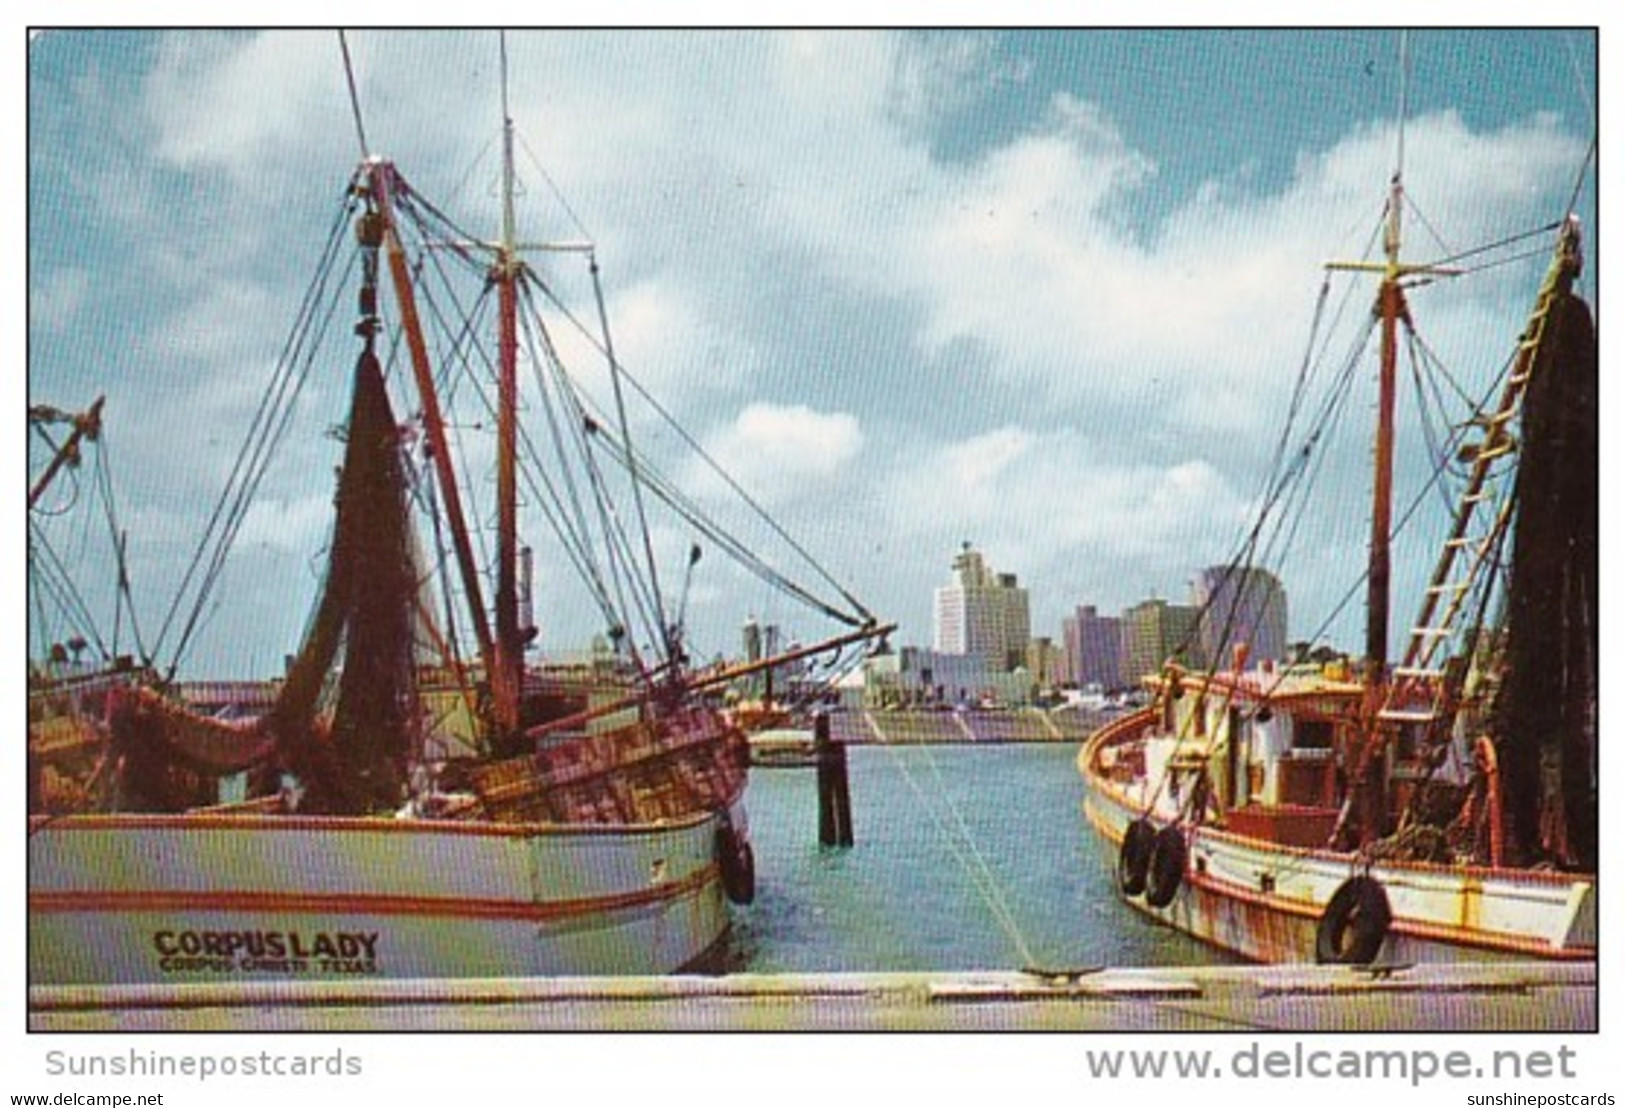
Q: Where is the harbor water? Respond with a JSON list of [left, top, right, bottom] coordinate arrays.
[[712, 742, 1233, 974]]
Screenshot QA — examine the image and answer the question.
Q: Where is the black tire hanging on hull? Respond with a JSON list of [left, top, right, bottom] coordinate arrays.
[[1315, 876, 1391, 964], [1118, 818, 1156, 897], [717, 822, 756, 906], [1143, 825, 1187, 909]]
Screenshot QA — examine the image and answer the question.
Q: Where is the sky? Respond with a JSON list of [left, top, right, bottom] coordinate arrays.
[[25, 28, 1599, 680]]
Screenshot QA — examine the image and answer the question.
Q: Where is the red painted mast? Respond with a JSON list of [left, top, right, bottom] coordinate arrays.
[[369, 162, 498, 685]]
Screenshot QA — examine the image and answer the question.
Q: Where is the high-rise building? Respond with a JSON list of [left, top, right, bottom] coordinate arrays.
[[1191, 566, 1289, 666], [1063, 605, 1125, 690], [933, 542, 1030, 672], [1121, 597, 1203, 686], [739, 616, 788, 699]]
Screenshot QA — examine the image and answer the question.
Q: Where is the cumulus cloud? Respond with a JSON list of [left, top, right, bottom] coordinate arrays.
[[702, 402, 864, 505], [143, 32, 352, 181], [888, 428, 1247, 594]]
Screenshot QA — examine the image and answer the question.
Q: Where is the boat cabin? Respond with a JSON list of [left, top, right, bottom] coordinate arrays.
[[1148, 663, 1363, 848]]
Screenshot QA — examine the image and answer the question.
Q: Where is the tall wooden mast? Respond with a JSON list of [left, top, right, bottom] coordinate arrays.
[[490, 33, 524, 735], [369, 162, 498, 683], [1326, 181, 1434, 678], [1367, 172, 1405, 675]]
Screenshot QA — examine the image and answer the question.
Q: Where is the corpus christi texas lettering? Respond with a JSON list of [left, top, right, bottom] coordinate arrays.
[[152, 929, 380, 974]]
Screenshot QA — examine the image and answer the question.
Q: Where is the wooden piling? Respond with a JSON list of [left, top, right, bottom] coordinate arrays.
[[815, 711, 853, 847]]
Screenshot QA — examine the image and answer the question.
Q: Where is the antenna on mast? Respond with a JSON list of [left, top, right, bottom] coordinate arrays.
[[499, 30, 517, 253], [1384, 30, 1410, 268], [338, 30, 371, 160], [1395, 30, 1410, 186]]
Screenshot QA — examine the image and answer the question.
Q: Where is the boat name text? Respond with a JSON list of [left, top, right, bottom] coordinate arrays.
[[150, 929, 379, 975]]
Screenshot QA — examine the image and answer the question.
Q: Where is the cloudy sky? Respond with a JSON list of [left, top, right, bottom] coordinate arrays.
[[26, 28, 1598, 680]]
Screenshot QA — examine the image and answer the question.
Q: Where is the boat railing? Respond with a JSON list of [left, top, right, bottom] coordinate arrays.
[[1077, 705, 1158, 775]]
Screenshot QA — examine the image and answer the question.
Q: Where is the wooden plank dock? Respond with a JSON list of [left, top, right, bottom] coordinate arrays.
[[29, 961, 1594, 1032]]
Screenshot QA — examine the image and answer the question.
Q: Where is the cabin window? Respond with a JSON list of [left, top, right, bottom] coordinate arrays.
[[1294, 719, 1333, 750]]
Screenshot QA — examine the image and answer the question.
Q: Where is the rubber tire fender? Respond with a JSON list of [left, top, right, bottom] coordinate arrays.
[[1117, 818, 1156, 897], [717, 822, 756, 906], [1143, 825, 1188, 909], [1315, 876, 1392, 964]]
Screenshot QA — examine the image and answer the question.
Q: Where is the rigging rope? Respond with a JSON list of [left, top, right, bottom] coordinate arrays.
[[27, 405, 145, 666], [92, 430, 148, 663], [337, 31, 371, 160], [156, 184, 362, 676], [28, 518, 108, 661], [1563, 134, 1597, 229], [394, 182, 671, 667], [524, 276, 874, 626], [1422, 221, 1560, 273], [148, 148, 878, 688], [516, 130, 596, 244], [393, 152, 875, 632], [393, 195, 636, 659], [520, 280, 656, 658], [591, 252, 672, 655]]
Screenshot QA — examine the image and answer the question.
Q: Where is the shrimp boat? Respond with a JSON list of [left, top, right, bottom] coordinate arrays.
[[1079, 107, 1596, 964], [29, 39, 885, 986]]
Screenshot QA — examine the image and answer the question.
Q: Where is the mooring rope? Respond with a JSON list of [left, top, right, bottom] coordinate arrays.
[[878, 742, 1039, 969]]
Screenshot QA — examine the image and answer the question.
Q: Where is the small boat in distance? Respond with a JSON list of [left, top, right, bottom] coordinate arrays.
[[29, 34, 888, 986], [1079, 76, 1596, 965]]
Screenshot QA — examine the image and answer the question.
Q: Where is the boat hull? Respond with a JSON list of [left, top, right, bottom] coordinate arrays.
[[1080, 712, 1596, 965], [29, 804, 744, 985]]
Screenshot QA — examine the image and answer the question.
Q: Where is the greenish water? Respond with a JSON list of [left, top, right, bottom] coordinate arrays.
[[717, 743, 1232, 973]]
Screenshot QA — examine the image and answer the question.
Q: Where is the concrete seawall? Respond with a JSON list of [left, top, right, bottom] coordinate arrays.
[[30, 961, 1594, 1032]]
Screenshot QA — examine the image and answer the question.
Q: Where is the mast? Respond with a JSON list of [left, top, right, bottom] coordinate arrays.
[[490, 33, 523, 735], [1322, 37, 1452, 679], [338, 33, 516, 746], [1320, 36, 1448, 845], [368, 162, 498, 684], [1366, 173, 1405, 675], [1327, 187, 1428, 680]]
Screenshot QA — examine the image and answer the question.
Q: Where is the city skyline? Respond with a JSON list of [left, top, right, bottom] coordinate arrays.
[[923, 541, 1293, 690]]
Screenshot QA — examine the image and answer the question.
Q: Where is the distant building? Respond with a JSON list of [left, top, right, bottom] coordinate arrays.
[[1191, 566, 1289, 666], [933, 543, 1030, 673], [1121, 597, 1203, 686], [739, 616, 790, 700], [1063, 605, 1125, 691], [1025, 636, 1069, 692]]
